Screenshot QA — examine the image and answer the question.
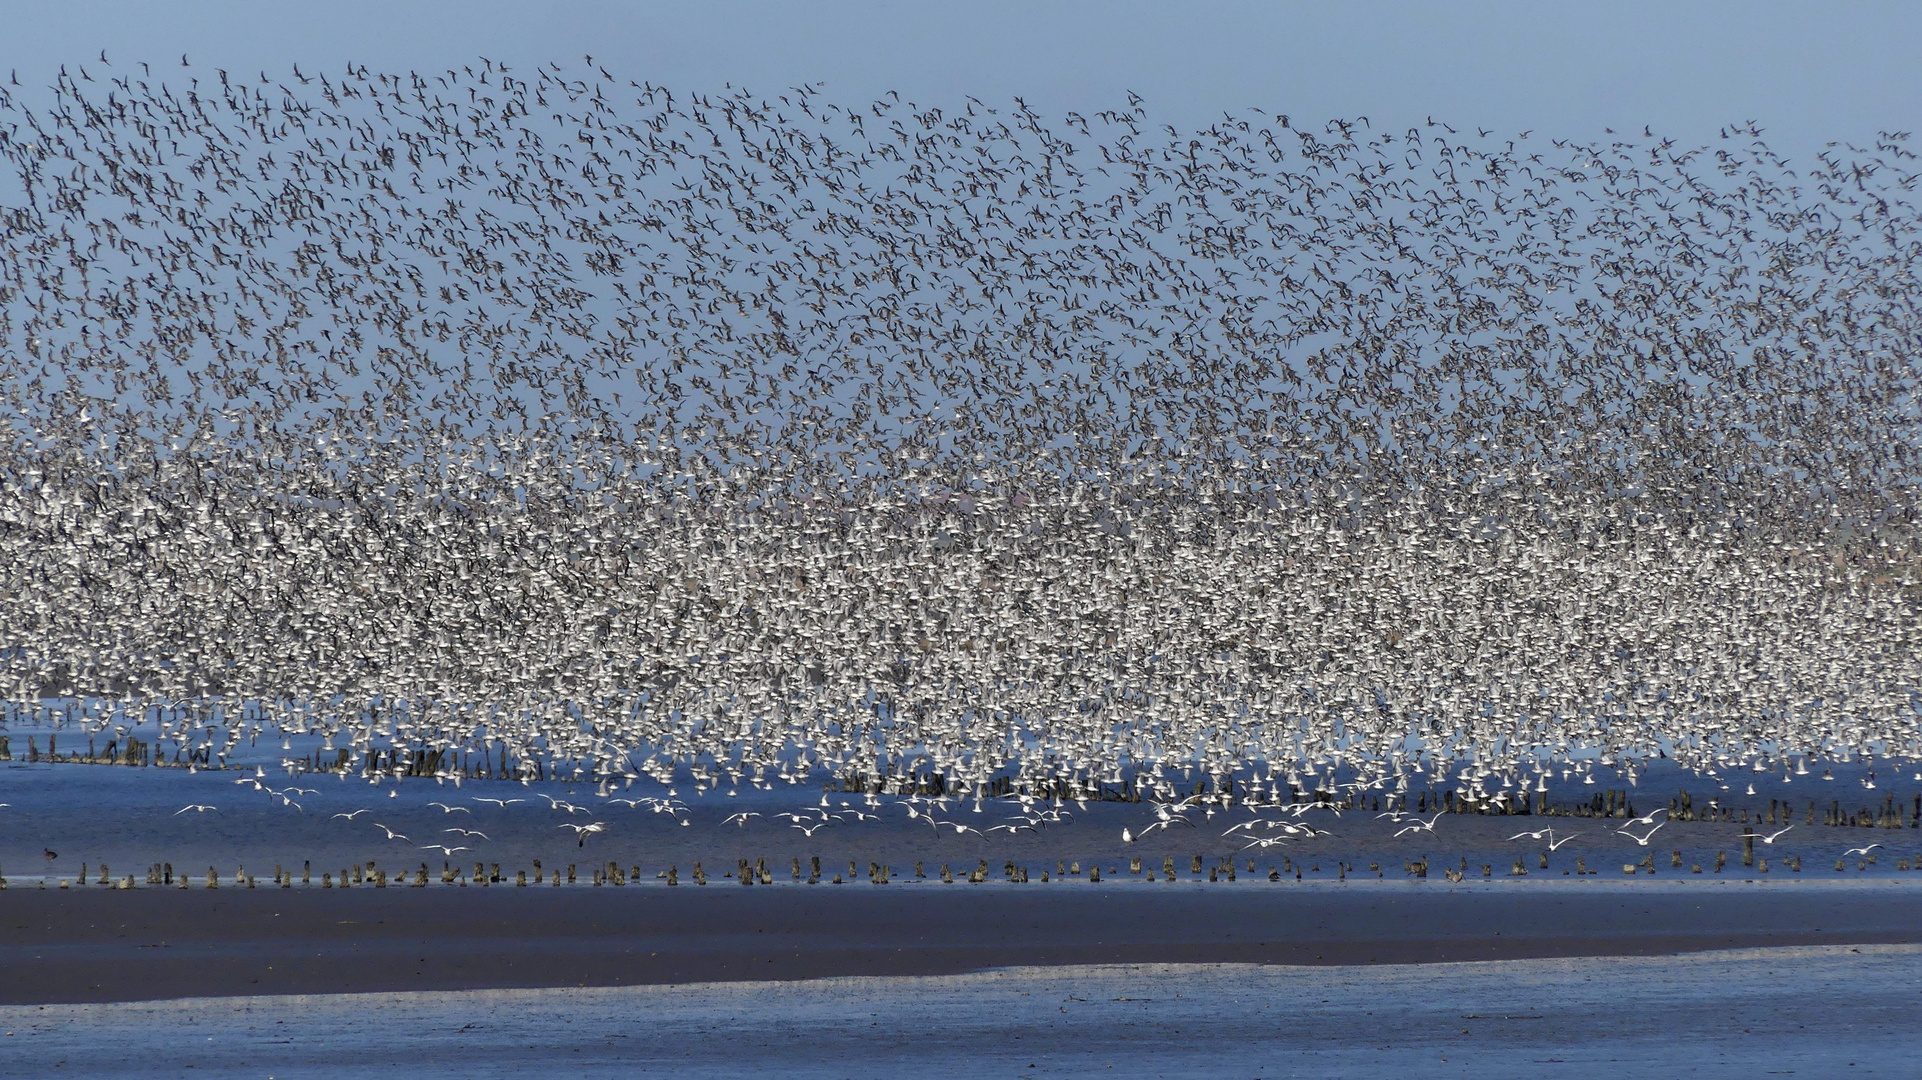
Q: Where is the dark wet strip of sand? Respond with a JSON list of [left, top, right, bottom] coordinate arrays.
[[5, 883, 1919, 1004]]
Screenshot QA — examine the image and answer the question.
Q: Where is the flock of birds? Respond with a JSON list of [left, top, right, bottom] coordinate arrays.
[[1, 56, 1920, 808], [13, 764, 1907, 877], [118, 778, 1910, 874]]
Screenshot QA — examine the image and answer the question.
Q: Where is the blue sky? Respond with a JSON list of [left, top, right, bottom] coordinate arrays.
[[3, 1, 1917, 164]]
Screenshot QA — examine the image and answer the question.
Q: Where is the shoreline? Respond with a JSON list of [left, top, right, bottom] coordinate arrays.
[[7, 882, 1919, 1005]]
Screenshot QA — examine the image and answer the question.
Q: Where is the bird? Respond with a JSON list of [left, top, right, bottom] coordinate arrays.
[[1754, 826, 1794, 844], [722, 811, 762, 827], [1842, 844, 1882, 858], [427, 802, 472, 814], [331, 809, 371, 820], [1395, 814, 1443, 838], [559, 822, 608, 846], [1616, 822, 1666, 846], [1241, 835, 1296, 850], [419, 844, 468, 856], [471, 798, 526, 808], [444, 827, 490, 839], [1507, 827, 1579, 849], [175, 804, 218, 814], [371, 823, 410, 842]]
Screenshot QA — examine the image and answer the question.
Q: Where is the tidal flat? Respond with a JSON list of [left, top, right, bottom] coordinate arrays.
[[4, 947, 1919, 1078]]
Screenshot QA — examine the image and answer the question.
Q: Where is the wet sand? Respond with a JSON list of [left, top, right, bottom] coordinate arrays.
[[11, 948, 1922, 1079], [5, 881, 1919, 1004]]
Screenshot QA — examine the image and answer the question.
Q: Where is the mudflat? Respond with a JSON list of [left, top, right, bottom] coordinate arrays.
[[4, 881, 1918, 1004]]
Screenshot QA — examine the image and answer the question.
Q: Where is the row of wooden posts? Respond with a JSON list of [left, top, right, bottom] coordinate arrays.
[[8, 844, 1919, 892]]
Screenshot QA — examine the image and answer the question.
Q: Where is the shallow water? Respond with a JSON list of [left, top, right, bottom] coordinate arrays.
[[3, 746, 1916, 891], [2, 945, 1916, 1078]]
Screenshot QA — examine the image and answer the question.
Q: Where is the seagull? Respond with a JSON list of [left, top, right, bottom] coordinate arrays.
[[558, 821, 608, 846], [1842, 844, 1882, 858], [1241, 835, 1296, 849], [444, 827, 490, 839], [1754, 826, 1794, 844], [471, 797, 525, 808], [175, 804, 218, 814], [427, 802, 472, 814], [790, 820, 832, 836], [1623, 808, 1668, 827], [331, 809, 371, 820], [1395, 813, 1443, 837], [1507, 827, 1581, 850], [420, 844, 468, 856], [1616, 822, 1665, 845], [722, 811, 762, 827], [372, 823, 410, 841]]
